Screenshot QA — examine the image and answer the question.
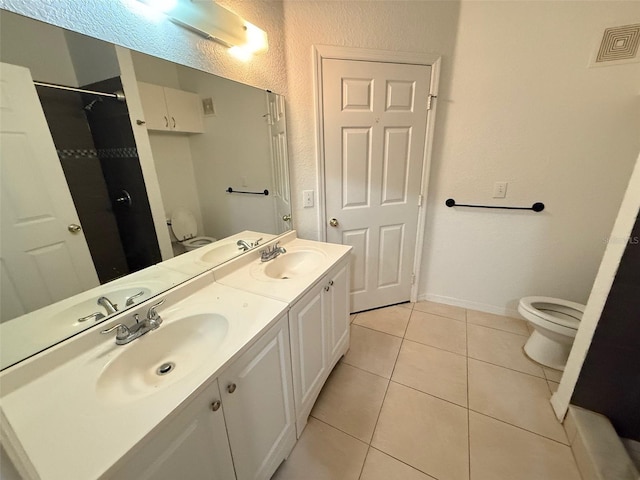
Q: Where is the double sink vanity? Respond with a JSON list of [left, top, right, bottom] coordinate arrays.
[[0, 232, 351, 480]]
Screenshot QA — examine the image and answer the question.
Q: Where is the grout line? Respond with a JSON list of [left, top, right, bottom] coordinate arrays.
[[309, 415, 371, 447], [401, 333, 467, 357], [411, 307, 467, 324], [466, 321, 530, 337], [466, 310, 471, 480], [351, 322, 408, 339], [389, 379, 468, 410], [470, 410, 571, 447], [339, 358, 393, 381], [367, 447, 440, 480], [468, 356, 546, 380], [356, 445, 371, 480]]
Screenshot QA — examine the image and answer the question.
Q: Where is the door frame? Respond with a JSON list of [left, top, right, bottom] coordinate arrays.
[[312, 45, 441, 303]]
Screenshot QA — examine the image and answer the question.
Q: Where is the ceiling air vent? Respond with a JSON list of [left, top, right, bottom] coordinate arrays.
[[593, 24, 640, 66]]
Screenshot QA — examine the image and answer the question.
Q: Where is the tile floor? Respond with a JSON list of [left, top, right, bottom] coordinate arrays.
[[272, 301, 582, 480]]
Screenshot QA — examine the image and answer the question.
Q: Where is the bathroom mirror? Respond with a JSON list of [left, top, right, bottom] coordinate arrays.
[[0, 11, 292, 369]]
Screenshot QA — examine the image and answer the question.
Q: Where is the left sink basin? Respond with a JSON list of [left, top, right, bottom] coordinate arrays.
[[96, 314, 228, 404]]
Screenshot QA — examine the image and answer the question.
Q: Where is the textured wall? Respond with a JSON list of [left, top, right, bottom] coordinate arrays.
[[0, 0, 287, 94], [420, 1, 640, 314], [282, 0, 462, 240]]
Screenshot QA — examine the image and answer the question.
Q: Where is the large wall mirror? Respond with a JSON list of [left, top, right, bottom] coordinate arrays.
[[0, 11, 292, 369]]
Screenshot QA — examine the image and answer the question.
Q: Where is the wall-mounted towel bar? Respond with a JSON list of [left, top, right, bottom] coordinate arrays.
[[445, 198, 545, 212], [226, 187, 269, 196]]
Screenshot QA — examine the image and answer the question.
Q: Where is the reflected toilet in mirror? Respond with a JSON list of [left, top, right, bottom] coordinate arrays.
[[169, 207, 217, 253]]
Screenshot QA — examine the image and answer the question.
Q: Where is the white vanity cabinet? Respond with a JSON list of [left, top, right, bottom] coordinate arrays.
[[219, 314, 296, 480], [137, 82, 204, 134], [108, 379, 236, 480], [107, 315, 295, 480], [288, 260, 350, 436]]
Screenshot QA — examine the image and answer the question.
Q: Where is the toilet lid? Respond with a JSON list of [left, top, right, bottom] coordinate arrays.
[[171, 207, 197, 241], [519, 296, 585, 329]]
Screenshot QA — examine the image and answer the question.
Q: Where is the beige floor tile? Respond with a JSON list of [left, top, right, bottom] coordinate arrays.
[[342, 325, 402, 378], [272, 417, 368, 480], [398, 302, 414, 310], [392, 340, 467, 407], [469, 412, 581, 480], [372, 382, 469, 480], [360, 448, 436, 480], [468, 359, 567, 443], [543, 367, 563, 382], [311, 363, 388, 443], [405, 310, 467, 355], [353, 305, 411, 337], [413, 300, 466, 321], [466, 309, 529, 336], [547, 380, 559, 393], [467, 323, 544, 377], [350, 313, 357, 324]]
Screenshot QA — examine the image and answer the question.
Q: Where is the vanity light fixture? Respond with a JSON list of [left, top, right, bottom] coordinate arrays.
[[136, 0, 268, 59]]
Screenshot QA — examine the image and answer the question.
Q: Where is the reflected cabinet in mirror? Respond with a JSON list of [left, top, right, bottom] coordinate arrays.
[[0, 11, 292, 369]]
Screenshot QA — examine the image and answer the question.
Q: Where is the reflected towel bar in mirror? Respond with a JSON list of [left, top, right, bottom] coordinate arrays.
[[445, 198, 545, 212], [226, 187, 269, 196]]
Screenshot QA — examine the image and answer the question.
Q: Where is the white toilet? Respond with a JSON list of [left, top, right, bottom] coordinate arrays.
[[170, 207, 216, 251], [518, 296, 585, 371]]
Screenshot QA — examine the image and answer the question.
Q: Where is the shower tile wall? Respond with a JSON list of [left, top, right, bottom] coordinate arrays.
[[572, 212, 640, 441], [83, 77, 162, 273], [36, 86, 128, 283]]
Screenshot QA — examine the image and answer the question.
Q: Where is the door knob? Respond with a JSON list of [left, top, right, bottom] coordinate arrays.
[[329, 218, 339, 227], [68, 224, 82, 234], [282, 214, 292, 222]]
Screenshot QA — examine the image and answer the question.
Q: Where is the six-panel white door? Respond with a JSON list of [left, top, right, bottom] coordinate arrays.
[[0, 62, 99, 321], [322, 59, 431, 312]]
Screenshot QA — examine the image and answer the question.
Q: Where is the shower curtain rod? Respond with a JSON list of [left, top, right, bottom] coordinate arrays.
[[33, 81, 126, 102]]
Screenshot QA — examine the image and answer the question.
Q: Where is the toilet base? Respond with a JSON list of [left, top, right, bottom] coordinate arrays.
[[523, 329, 571, 371]]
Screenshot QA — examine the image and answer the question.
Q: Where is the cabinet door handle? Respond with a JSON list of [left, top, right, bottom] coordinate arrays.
[[227, 383, 237, 394], [171, 116, 176, 128], [211, 400, 221, 411], [164, 116, 168, 128], [324, 286, 330, 292], [328, 280, 334, 286]]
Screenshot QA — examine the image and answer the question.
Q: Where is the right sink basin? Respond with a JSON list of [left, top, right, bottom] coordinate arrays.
[[257, 249, 327, 280]]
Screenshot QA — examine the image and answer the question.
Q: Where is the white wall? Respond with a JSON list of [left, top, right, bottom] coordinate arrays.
[[421, 1, 640, 315], [178, 68, 277, 238], [281, 0, 462, 240], [282, 0, 640, 315], [0, 10, 77, 85], [0, 0, 287, 94]]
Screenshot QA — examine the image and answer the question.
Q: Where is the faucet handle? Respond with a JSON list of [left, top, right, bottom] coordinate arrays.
[[101, 323, 131, 341], [147, 299, 165, 323], [253, 237, 263, 247]]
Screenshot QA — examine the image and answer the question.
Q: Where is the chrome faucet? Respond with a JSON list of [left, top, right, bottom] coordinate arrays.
[[237, 239, 252, 251], [97, 296, 118, 315], [100, 299, 165, 345], [237, 238, 264, 252], [260, 242, 286, 262]]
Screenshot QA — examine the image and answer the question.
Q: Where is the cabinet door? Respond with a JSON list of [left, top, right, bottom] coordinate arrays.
[[219, 315, 295, 480], [288, 282, 327, 435], [137, 81, 170, 131], [109, 380, 235, 480], [326, 263, 350, 367], [164, 87, 204, 133]]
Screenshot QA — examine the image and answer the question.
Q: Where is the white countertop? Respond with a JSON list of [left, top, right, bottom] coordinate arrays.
[[0, 232, 351, 480], [1, 282, 288, 480]]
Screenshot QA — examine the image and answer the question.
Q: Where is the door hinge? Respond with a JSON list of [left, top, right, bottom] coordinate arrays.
[[411, 273, 416, 285], [418, 194, 423, 207], [427, 94, 437, 110]]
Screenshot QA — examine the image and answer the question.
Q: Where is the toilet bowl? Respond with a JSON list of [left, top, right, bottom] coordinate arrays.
[[170, 207, 216, 252], [518, 296, 585, 371]]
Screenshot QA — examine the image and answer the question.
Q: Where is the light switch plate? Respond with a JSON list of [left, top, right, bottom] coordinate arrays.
[[493, 182, 508, 198], [303, 190, 314, 208]]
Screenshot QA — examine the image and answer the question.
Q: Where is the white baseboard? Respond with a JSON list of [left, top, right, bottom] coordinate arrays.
[[418, 293, 520, 319]]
